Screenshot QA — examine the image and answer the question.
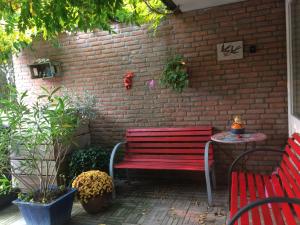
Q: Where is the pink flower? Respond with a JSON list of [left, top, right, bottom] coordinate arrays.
[[147, 79, 155, 89]]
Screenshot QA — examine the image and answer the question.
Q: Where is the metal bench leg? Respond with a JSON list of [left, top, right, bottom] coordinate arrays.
[[205, 167, 213, 206], [205, 141, 213, 206], [110, 142, 126, 199], [112, 182, 116, 199], [211, 165, 217, 190], [109, 166, 116, 199], [126, 169, 131, 185]]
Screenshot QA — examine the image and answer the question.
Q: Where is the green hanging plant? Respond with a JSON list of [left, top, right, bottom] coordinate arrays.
[[160, 54, 189, 93]]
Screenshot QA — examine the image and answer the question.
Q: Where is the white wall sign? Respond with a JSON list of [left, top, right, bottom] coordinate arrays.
[[217, 41, 243, 61]]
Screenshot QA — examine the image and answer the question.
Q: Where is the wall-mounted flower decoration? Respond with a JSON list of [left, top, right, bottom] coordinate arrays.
[[124, 71, 134, 90], [147, 79, 156, 90]]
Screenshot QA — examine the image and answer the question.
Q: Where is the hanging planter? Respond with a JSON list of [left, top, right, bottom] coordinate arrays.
[[160, 54, 188, 93]]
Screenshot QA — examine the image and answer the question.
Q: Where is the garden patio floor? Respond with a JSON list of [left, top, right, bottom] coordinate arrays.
[[0, 180, 228, 225]]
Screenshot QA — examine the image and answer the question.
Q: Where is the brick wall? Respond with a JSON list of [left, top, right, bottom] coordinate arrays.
[[12, 0, 287, 181]]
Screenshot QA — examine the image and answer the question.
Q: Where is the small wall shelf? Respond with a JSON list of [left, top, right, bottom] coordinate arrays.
[[29, 60, 62, 79]]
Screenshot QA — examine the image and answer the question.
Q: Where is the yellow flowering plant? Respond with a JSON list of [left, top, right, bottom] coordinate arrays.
[[72, 170, 113, 203]]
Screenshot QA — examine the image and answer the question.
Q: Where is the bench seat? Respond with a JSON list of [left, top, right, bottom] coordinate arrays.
[[115, 160, 214, 171], [231, 172, 300, 225], [228, 133, 300, 225], [110, 126, 216, 205]]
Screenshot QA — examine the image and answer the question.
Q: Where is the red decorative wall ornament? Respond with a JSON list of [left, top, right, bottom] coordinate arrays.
[[124, 71, 134, 90]]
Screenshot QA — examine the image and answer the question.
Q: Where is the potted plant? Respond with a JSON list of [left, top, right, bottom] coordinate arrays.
[[160, 54, 189, 93], [0, 175, 18, 208], [67, 147, 110, 184], [0, 86, 80, 225], [72, 170, 113, 214]]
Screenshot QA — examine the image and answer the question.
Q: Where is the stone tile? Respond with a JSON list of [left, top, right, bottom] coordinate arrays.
[[0, 181, 228, 225]]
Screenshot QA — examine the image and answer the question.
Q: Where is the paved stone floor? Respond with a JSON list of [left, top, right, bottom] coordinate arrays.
[[0, 180, 228, 225]]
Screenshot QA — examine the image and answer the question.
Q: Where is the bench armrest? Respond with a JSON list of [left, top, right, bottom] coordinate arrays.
[[227, 197, 300, 225], [109, 141, 126, 180], [229, 149, 285, 175], [204, 140, 213, 168]]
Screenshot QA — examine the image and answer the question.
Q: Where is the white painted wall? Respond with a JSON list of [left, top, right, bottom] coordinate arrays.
[[173, 0, 246, 12], [287, 0, 300, 135]]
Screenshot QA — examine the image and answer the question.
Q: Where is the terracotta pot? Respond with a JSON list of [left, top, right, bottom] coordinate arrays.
[[81, 192, 112, 214]]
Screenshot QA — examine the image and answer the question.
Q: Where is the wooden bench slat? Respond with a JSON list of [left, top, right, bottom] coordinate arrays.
[[292, 133, 300, 142], [247, 173, 262, 225], [123, 158, 213, 163], [263, 175, 285, 225], [278, 167, 300, 218], [280, 161, 300, 197], [282, 155, 300, 184], [127, 127, 212, 132], [128, 142, 207, 148], [114, 161, 213, 171], [123, 159, 214, 163], [239, 172, 249, 225], [255, 174, 273, 225], [126, 136, 211, 142], [285, 145, 300, 171], [271, 174, 297, 225], [127, 148, 213, 154], [230, 172, 238, 225], [289, 136, 300, 156], [124, 154, 211, 159], [126, 131, 212, 137]]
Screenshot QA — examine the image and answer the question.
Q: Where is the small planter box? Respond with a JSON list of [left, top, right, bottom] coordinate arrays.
[[13, 188, 76, 225], [29, 61, 62, 79], [0, 192, 17, 208]]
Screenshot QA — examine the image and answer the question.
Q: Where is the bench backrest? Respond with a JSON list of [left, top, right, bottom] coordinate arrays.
[[125, 126, 213, 162], [278, 133, 300, 217]]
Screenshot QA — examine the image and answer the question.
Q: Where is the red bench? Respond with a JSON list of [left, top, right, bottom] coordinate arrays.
[[109, 126, 215, 205], [227, 133, 300, 225]]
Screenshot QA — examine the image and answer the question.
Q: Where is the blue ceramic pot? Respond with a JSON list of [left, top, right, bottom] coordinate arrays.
[[231, 128, 245, 134], [13, 188, 76, 225]]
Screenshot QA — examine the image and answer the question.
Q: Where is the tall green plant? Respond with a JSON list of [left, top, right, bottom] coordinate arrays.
[[0, 86, 80, 203]]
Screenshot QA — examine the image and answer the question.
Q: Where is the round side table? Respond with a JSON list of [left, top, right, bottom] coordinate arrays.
[[211, 131, 267, 168], [211, 132, 267, 145]]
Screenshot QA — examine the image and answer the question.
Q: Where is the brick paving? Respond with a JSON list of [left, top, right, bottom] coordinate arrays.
[[0, 181, 228, 225]]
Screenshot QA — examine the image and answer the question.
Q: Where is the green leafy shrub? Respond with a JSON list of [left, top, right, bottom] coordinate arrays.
[[160, 54, 189, 93], [0, 175, 12, 196], [63, 89, 96, 120], [67, 147, 110, 183]]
